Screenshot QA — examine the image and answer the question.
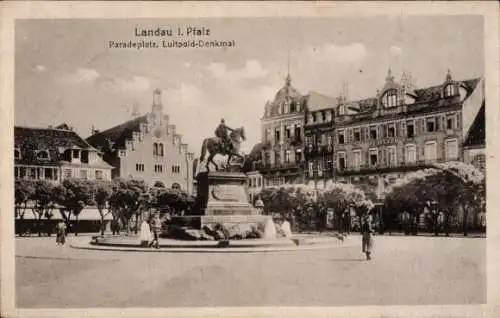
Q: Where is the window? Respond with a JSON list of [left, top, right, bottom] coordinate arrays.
[[36, 150, 50, 160], [285, 126, 291, 139], [353, 150, 361, 169], [64, 169, 72, 179], [426, 118, 435, 132], [308, 162, 314, 176], [444, 84, 455, 97], [337, 152, 346, 170], [445, 139, 458, 160], [354, 128, 361, 142], [385, 90, 398, 107], [388, 124, 396, 138], [159, 143, 164, 156], [369, 149, 378, 166], [312, 113, 317, 123], [275, 129, 280, 143], [446, 115, 455, 130], [370, 126, 378, 140], [153, 143, 159, 156], [257, 177, 262, 187], [326, 110, 332, 122], [119, 150, 127, 157], [154, 164, 163, 173], [405, 144, 417, 164], [14, 149, 20, 159], [95, 170, 103, 180], [45, 168, 53, 180], [317, 160, 323, 176], [338, 105, 345, 116], [472, 154, 486, 171], [285, 150, 291, 163], [73, 149, 80, 159], [338, 130, 345, 144], [290, 102, 296, 113], [172, 165, 181, 174], [294, 126, 301, 141], [387, 146, 397, 167], [424, 141, 437, 162], [80, 169, 88, 179], [136, 163, 145, 172], [295, 150, 302, 163], [406, 120, 415, 138], [321, 111, 326, 122], [327, 136, 332, 146]]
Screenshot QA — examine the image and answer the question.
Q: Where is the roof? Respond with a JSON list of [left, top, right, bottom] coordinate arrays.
[[14, 126, 95, 167], [85, 115, 147, 150], [463, 100, 485, 147], [341, 78, 481, 117], [305, 91, 337, 112]]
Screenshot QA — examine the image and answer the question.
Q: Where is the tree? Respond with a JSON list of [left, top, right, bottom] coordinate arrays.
[[15, 179, 35, 220], [53, 179, 95, 236], [31, 180, 56, 236], [153, 181, 165, 188], [94, 181, 113, 235], [321, 183, 374, 232], [383, 162, 485, 236], [108, 179, 149, 234], [154, 188, 195, 216]]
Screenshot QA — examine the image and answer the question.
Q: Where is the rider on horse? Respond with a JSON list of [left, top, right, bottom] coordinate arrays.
[[215, 118, 233, 152]]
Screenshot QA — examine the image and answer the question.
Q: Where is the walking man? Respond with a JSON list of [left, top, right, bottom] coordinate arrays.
[[55, 221, 67, 246], [361, 213, 375, 260], [148, 212, 161, 249]]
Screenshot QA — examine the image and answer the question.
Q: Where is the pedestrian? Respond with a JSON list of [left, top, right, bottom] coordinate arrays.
[[361, 213, 375, 260], [148, 212, 161, 249], [139, 217, 152, 247], [55, 221, 67, 246]]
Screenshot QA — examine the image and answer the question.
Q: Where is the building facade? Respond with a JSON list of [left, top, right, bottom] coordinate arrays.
[[86, 89, 195, 193], [303, 91, 339, 190], [246, 170, 264, 203], [258, 75, 306, 187], [332, 70, 484, 201], [14, 124, 113, 182]]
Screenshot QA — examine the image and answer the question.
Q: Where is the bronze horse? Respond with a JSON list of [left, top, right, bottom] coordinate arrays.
[[199, 127, 246, 172]]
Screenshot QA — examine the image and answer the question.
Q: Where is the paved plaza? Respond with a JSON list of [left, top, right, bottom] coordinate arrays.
[[15, 235, 485, 308]]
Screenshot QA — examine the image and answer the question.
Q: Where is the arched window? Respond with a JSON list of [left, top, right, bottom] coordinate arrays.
[[153, 143, 158, 156], [444, 84, 455, 98], [159, 143, 164, 156], [36, 150, 49, 160]]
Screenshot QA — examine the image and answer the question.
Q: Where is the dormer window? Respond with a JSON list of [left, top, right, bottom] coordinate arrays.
[[14, 148, 20, 160], [37, 150, 50, 160], [338, 105, 345, 116], [383, 90, 398, 108], [444, 84, 455, 98]]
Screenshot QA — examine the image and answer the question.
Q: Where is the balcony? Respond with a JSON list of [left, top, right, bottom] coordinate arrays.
[[258, 161, 304, 172]]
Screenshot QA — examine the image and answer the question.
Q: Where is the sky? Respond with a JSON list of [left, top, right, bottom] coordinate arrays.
[[15, 16, 484, 155]]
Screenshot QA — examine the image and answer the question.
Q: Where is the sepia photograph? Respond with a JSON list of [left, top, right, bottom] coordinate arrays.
[[1, 2, 499, 318]]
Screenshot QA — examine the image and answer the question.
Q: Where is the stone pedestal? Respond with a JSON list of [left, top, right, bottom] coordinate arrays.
[[192, 171, 258, 216]]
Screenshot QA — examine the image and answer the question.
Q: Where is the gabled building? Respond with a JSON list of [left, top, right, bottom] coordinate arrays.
[[14, 123, 113, 182], [332, 69, 484, 201], [258, 74, 306, 187], [86, 89, 195, 193], [462, 100, 486, 171]]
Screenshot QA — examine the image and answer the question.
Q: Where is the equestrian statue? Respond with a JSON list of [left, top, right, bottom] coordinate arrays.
[[199, 118, 246, 172]]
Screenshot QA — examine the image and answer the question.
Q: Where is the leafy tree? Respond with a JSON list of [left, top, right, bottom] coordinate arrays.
[[108, 179, 149, 234], [153, 181, 165, 188], [15, 179, 35, 220], [94, 181, 113, 235], [53, 179, 95, 236], [31, 180, 56, 236], [154, 188, 195, 216], [383, 162, 485, 236]]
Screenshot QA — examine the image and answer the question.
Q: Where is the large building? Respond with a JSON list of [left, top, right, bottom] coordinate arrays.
[[258, 74, 306, 187], [303, 91, 340, 190], [86, 89, 195, 193], [332, 70, 484, 201], [14, 123, 113, 182]]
